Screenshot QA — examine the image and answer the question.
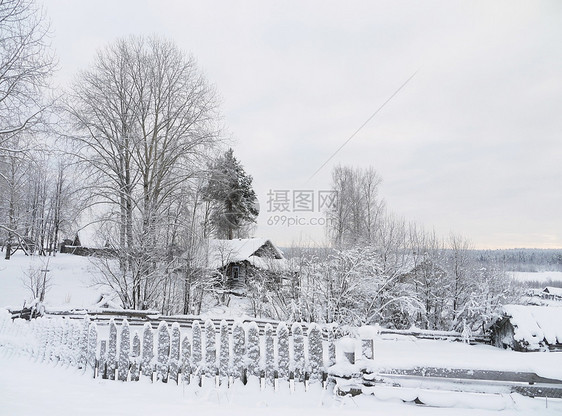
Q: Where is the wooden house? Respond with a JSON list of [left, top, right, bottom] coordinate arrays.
[[207, 238, 289, 294]]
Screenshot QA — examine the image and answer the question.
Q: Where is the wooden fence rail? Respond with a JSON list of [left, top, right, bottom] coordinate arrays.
[[0, 311, 350, 390]]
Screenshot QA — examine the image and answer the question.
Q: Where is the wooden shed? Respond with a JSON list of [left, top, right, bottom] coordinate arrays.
[[490, 305, 562, 351]]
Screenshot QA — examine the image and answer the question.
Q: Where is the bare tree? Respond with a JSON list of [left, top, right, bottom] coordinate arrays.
[[65, 35, 220, 310], [0, 0, 55, 257], [0, 0, 54, 147], [328, 165, 385, 247]]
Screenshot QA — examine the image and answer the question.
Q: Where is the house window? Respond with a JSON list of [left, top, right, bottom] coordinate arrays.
[[232, 266, 240, 280]]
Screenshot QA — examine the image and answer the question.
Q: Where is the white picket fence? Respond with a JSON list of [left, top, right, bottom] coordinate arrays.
[[0, 309, 373, 390]]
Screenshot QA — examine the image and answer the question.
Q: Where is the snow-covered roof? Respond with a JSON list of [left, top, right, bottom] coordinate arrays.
[[543, 287, 562, 297], [207, 238, 287, 271], [501, 304, 562, 350]]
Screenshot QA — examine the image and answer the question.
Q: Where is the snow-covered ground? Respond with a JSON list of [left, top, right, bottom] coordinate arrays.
[[373, 334, 562, 380], [2, 252, 562, 414], [0, 252, 102, 310], [1, 351, 561, 416]]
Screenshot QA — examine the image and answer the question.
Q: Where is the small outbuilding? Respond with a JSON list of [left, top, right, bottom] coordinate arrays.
[[490, 304, 562, 351], [542, 287, 562, 301]]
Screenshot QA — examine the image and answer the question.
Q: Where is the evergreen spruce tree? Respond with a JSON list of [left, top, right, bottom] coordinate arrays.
[[141, 323, 154, 379], [191, 320, 202, 372], [169, 323, 181, 383], [118, 319, 130, 381], [232, 321, 246, 380], [307, 323, 322, 380], [203, 148, 259, 239], [204, 319, 217, 374], [292, 323, 305, 382], [107, 319, 117, 379], [130, 332, 141, 381], [180, 335, 192, 383], [277, 323, 289, 380], [219, 320, 229, 378], [247, 322, 260, 378], [157, 321, 170, 382], [264, 324, 275, 385]]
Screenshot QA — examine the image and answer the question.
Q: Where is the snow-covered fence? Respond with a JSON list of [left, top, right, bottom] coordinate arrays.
[[0, 310, 376, 391]]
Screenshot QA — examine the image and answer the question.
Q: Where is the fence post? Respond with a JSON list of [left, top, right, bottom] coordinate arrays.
[[88, 322, 98, 378], [141, 323, 154, 380], [219, 320, 229, 382], [156, 321, 170, 383], [264, 324, 275, 386], [232, 321, 246, 383], [181, 335, 192, 384], [292, 323, 305, 382], [308, 323, 322, 381], [277, 322, 289, 383], [107, 319, 117, 380], [169, 323, 181, 384], [192, 320, 202, 374], [78, 317, 90, 369], [99, 340, 107, 379], [327, 327, 336, 367], [204, 319, 217, 377], [60, 319, 70, 365], [130, 332, 140, 381], [118, 319, 130, 381], [247, 322, 260, 380]]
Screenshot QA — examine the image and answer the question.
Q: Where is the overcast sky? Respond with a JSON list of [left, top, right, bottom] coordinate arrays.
[[46, 0, 562, 249]]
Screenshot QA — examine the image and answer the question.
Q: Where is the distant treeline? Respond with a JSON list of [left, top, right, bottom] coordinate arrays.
[[472, 249, 562, 272], [282, 247, 562, 273]]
